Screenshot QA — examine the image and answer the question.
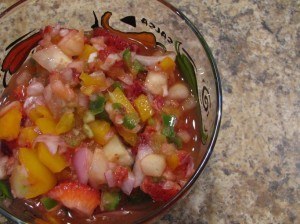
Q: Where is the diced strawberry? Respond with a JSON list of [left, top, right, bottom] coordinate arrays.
[[174, 151, 194, 179], [152, 96, 164, 112], [98, 46, 119, 61], [93, 28, 139, 51], [48, 182, 100, 216], [141, 177, 180, 202], [139, 125, 156, 145], [114, 166, 128, 187], [124, 80, 144, 101]]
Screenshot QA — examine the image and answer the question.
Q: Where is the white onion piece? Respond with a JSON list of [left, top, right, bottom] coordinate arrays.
[[78, 93, 89, 108], [33, 135, 65, 155], [145, 71, 168, 96], [168, 83, 190, 100], [100, 53, 121, 71], [140, 154, 166, 177], [133, 145, 153, 187], [177, 130, 191, 143], [121, 172, 135, 195], [32, 45, 72, 72], [133, 53, 175, 66], [104, 170, 116, 187], [89, 148, 109, 189], [0, 101, 21, 117], [58, 30, 84, 57], [73, 147, 93, 184], [27, 82, 44, 96], [182, 96, 197, 111], [118, 74, 133, 85]]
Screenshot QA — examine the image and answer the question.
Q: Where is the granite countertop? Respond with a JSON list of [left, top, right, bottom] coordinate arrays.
[[0, 0, 299, 224]]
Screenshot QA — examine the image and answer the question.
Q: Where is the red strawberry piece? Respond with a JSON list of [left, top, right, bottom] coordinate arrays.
[[114, 166, 128, 187], [124, 80, 144, 102], [141, 177, 180, 202], [48, 182, 100, 216]]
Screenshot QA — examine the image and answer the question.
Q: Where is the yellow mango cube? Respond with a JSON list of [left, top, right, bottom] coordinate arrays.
[[88, 120, 112, 145], [0, 107, 22, 141], [37, 143, 68, 173], [109, 87, 137, 115], [117, 127, 137, 146], [55, 112, 75, 135], [166, 153, 179, 170], [160, 56, 176, 72], [29, 105, 53, 123], [134, 94, 154, 122], [78, 44, 97, 60], [19, 148, 57, 199], [18, 127, 39, 147], [36, 118, 56, 134]]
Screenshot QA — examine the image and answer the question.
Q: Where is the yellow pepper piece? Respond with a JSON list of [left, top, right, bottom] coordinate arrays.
[[134, 94, 154, 122], [80, 85, 97, 96], [36, 118, 56, 134], [166, 153, 179, 170], [78, 44, 97, 60], [109, 87, 137, 115], [29, 105, 53, 123], [19, 148, 57, 199], [55, 112, 75, 135], [18, 127, 39, 147], [160, 56, 176, 72], [37, 143, 67, 173], [0, 107, 22, 141], [117, 127, 137, 146], [80, 72, 106, 87], [88, 120, 112, 145]]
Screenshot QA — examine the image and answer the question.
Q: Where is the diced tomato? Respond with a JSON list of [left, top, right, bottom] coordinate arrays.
[[152, 96, 164, 112], [114, 166, 128, 187], [124, 80, 144, 101], [48, 181, 100, 216], [98, 46, 118, 61], [141, 177, 180, 202]]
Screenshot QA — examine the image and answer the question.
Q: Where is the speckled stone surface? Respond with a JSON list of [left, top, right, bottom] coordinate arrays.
[[0, 0, 299, 224]]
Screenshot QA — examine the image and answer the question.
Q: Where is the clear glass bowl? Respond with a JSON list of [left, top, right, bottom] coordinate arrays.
[[0, 0, 222, 223]]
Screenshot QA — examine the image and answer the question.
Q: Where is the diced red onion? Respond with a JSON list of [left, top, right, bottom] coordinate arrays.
[[59, 29, 70, 37], [27, 82, 44, 96], [104, 170, 116, 187], [78, 93, 89, 108], [121, 172, 135, 195], [33, 135, 65, 155], [73, 147, 93, 184]]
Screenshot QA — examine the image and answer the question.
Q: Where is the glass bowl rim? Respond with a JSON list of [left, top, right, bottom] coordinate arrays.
[[0, 0, 223, 223]]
